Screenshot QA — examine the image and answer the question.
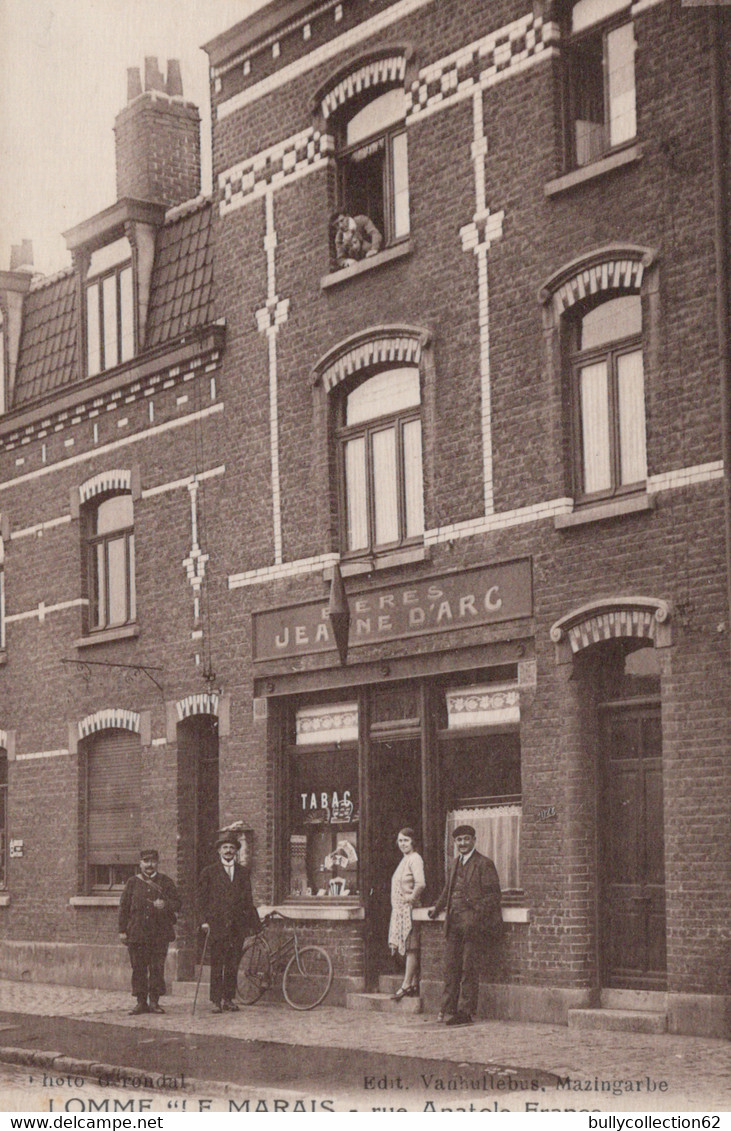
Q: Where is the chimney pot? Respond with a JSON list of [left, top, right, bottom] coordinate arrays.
[[127, 67, 143, 102], [166, 59, 183, 97], [144, 57, 165, 93], [10, 240, 34, 271]]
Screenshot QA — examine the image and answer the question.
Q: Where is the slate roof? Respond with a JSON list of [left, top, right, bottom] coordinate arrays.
[[12, 197, 214, 410], [13, 270, 78, 407], [146, 197, 214, 348]]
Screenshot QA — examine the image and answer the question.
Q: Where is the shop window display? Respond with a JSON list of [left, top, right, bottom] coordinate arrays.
[[288, 704, 360, 898]]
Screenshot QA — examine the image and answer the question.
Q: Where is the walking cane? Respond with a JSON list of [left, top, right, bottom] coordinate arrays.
[[192, 925, 210, 1016]]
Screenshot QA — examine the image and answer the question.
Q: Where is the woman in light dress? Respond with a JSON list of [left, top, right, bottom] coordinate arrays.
[[388, 827, 426, 1000]]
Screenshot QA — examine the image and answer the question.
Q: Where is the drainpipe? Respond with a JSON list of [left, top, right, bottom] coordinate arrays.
[[709, 9, 731, 664]]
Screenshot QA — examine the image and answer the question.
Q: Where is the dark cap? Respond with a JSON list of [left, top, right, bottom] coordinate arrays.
[[139, 848, 159, 860], [215, 831, 241, 850], [452, 825, 476, 839]]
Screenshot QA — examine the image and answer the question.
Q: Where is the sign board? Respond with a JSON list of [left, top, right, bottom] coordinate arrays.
[[252, 558, 532, 662]]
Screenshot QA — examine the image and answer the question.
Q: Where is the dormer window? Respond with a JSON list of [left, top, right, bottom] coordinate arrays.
[[86, 238, 134, 377]]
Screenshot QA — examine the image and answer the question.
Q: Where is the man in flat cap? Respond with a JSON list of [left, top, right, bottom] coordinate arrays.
[[119, 849, 181, 1015], [428, 825, 502, 1025], [198, 831, 261, 1013]]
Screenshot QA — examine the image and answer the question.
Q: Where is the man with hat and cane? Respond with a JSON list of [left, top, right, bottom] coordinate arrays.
[[428, 825, 502, 1026], [118, 849, 181, 1015], [198, 830, 261, 1013]]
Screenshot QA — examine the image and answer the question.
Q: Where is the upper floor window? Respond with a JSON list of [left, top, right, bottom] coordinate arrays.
[[338, 367, 424, 555], [571, 293, 646, 500], [333, 85, 409, 265], [86, 239, 134, 377], [85, 493, 136, 630], [567, 0, 636, 168]]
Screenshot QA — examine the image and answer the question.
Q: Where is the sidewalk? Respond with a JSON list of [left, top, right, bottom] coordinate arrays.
[[0, 979, 729, 1112]]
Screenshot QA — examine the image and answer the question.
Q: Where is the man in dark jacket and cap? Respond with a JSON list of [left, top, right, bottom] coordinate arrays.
[[428, 825, 502, 1026], [119, 849, 181, 1015], [198, 831, 261, 1013]]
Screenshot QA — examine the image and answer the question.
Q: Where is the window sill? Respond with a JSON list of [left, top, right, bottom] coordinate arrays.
[[321, 240, 413, 289], [544, 143, 643, 198], [339, 544, 428, 578], [554, 492, 655, 530], [260, 903, 365, 921], [69, 894, 122, 907], [75, 623, 140, 649], [0, 893, 9, 907], [414, 907, 529, 924]]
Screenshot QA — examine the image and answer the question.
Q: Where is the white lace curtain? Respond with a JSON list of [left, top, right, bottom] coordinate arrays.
[[445, 804, 521, 892]]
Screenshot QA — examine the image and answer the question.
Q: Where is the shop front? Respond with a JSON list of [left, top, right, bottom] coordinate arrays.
[[251, 558, 534, 994]]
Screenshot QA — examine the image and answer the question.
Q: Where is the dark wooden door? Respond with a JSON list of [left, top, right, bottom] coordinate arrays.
[[600, 707, 666, 988], [366, 737, 422, 984]]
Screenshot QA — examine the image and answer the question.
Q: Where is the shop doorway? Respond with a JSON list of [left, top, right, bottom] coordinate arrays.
[[599, 704, 666, 988], [176, 714, 219, 977], [367, 735, 422, 985]]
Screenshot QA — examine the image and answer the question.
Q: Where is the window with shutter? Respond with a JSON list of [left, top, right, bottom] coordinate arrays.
[[86, 728, 140, 890]]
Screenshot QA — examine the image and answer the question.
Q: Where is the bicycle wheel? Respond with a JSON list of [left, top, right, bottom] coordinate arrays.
[[237, 934, 271, 1004], [282, 945, 333, 1010]]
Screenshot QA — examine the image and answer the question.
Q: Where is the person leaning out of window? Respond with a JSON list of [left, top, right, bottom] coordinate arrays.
[[331, 210, 383, 268]]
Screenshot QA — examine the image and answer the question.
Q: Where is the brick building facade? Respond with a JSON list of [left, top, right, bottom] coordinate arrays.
[[0, 0, 729, 1037]]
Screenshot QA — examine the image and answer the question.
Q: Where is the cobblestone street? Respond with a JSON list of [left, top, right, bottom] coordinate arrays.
[[0, 980, 728, 1112]]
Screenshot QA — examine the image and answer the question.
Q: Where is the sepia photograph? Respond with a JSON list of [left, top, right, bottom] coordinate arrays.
[[0, 0, 729, 1119]]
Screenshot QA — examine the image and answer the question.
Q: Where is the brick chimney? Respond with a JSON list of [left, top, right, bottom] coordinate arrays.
[[114, 58, 201, 209]]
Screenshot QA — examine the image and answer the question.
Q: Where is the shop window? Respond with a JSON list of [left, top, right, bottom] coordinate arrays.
[[86, 239, 134, 377], [84, 493, 136, 631], [333, 84, 409, 265], [0, 750, 7, 889], [338, 367, 424, 555], [85, 728, 140, 892], [571, 293, 646, 500], [287, 703, 360, 899], [440, 732, 522, 893], [567, 0, 636, 168]]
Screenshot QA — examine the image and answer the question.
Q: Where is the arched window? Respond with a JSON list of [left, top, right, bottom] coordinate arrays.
[[84, 493, 136, 630], [338, 366, 424, 555], [570, 292, 646, 498]]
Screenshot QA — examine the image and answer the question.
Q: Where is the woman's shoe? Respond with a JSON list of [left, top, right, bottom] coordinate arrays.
[[405, 984, 419, 997], [391, 986, 408, 1001]]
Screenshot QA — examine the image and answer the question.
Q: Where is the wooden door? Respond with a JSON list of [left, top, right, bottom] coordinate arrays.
[[366, 736, 422, 984], [600, 707, 666, 988]]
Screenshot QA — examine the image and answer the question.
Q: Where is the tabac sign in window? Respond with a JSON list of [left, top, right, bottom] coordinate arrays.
[[252, 558, 532, 662]]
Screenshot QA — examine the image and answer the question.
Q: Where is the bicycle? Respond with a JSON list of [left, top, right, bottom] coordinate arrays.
[[237, 910, 334, 1010]]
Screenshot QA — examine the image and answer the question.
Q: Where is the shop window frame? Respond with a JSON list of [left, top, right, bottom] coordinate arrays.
[[282, 698, 362, 905]]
